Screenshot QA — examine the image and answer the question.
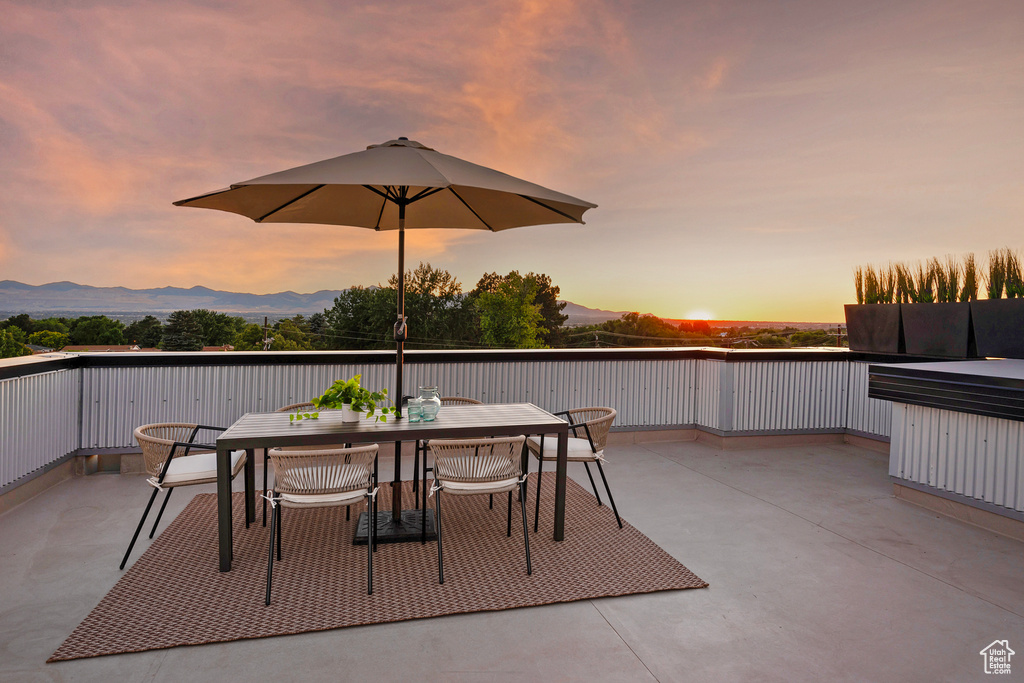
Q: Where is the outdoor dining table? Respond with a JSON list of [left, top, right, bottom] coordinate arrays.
[[215, 402, 570, 571]]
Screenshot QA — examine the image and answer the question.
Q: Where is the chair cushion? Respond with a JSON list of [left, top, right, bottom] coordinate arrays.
[[526, 436, 601, 461], [437, 477, 520, 496], [153, 449, 246, 486], [279, 489, 368, 508]]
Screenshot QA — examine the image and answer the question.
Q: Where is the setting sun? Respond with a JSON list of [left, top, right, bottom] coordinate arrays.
[[684, 309, 715, 321]]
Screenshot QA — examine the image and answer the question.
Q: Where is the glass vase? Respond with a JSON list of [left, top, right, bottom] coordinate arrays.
[[418, 386, 441, 422]]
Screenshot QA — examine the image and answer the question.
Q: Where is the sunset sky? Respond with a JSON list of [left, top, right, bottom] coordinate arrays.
[[2, 0, 1022, 322]]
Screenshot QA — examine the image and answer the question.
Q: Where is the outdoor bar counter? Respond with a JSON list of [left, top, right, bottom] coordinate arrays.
[[869, 359, 1024, 524]]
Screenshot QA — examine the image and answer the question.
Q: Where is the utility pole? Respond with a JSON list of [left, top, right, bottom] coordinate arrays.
[[262, 317, 274, 351]]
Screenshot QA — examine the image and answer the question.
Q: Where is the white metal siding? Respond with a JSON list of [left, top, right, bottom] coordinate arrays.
[[890, 402, 1024, 512], [2, 353, 898, 490], [732, 361, 848, 432], [80, 362, 394, 448], [694, 359, 721, 429], [0, 369, 80, 488], [846, 361, 892, 437], [80, 358, 700, 447]]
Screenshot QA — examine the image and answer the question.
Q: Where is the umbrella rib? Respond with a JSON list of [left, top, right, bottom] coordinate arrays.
[[255, 185, 326, 223], [447, 188, 495, 231], [374, 195, 386, 230], [517, 195, 581, 223], [409, 187, 445, 203], [363, 185, 389, 201]]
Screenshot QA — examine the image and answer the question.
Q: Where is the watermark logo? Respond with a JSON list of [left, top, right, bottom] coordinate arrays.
[[980, 640, 1014, 675]]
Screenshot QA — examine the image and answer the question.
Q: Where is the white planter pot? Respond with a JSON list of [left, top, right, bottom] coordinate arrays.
[[341, 404, 361, 423]]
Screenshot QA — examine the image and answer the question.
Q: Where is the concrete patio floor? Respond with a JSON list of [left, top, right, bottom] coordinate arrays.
[[2, 438, 1022, 682]]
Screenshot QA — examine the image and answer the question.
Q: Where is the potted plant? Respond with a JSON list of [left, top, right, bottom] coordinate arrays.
[[900, 256, 974, 358], [844, 263, 904, 353], [311, 374, 396, 423], [971, 248, 1024, 358]]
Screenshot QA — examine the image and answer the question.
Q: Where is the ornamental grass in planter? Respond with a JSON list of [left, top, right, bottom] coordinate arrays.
[[845, 264, 904, 354], [900, 256, 974, 358], [851, 250, 1024, 358], [971, 248, 1024, 359]]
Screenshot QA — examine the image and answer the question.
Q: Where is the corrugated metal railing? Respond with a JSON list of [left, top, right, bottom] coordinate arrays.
[[890, 402, 1024, 513], [2, 349, 891, 490], [0, 367, 80, 491]]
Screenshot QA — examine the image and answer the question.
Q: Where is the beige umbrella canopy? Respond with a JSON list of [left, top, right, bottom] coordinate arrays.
[[174, 137, 595, 231], [174, 137, 597, 410]]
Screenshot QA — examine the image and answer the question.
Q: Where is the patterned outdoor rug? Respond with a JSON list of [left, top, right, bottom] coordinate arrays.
[[50, 475, 707, 661]]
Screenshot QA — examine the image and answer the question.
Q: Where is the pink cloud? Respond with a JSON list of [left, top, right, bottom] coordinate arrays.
[[2, 0, 1023, 323]]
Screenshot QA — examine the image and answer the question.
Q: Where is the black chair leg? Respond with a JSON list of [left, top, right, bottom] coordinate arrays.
[[149, 487, 174, 538], [520, 442, 530, 505], [265, 503, 278, 606], [412, 443, 420, 509], [435, 489, 444, 585], [366, 496, 374, 595], [372, 458, 379, 553], [595, 460, 623, 529], [507, 490, 513, 536], [583, 461, 604, 507], [519, 483, 532, 575], [533, 458, 544, 532], [120, 486, 160, 570], [276, 498, 283, 560], [244, 453, 254, 529], [262, 451, 268, 526], [422, 447, 429, 544]]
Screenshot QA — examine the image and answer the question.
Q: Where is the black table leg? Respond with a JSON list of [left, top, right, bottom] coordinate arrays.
[[217, 447, 233, 571], [245, 448, 255, 526], [392, 440, 403, 518], [553, 429, 568, 541]]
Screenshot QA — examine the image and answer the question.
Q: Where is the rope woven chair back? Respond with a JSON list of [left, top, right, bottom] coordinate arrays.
[[134, 423, 202, 478], [275, 402, 315, 413], [566, 407, 616, 451], [429, 436, 526, 484], [268, 444, 378, 496], [440, 397, 483, 406]]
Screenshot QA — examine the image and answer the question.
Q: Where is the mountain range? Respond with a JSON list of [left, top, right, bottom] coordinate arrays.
[[0, 280, 627, 325]]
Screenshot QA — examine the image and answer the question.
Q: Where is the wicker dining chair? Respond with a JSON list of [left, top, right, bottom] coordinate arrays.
[[526, 407, 622, 531], [414, 397, 483, 511], [265, 444, 379, 604], [427, 436, 531, 584], [266, 402, 374, 528], [121, 423, 249, 570], [262, 402, 316, 526]]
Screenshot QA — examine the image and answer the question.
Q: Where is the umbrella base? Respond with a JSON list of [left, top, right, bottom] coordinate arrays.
[[353, 509, 436, 544]]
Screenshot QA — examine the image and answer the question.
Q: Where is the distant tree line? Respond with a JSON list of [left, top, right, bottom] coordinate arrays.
[[0, 264, 842, 359], [566, 313, 841, 349], [320, 264, 566, 350], [0, 264, 568, 357]]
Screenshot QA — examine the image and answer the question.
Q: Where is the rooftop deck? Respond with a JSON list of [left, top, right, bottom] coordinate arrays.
[[4, 436, 1022, 681]]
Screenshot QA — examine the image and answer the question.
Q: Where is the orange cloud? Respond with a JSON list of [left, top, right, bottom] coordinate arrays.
[[700, 57, 731, 91]]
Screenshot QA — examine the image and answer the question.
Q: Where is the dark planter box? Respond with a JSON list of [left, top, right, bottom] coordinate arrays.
[[971, 298, 1024, 359], [845, 304, 904, 354], [901, 302, 973, 358]]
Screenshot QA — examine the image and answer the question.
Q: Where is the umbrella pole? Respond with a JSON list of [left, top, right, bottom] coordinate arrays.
[[393, 205, 406, 521], [396, 214, 405, 415]]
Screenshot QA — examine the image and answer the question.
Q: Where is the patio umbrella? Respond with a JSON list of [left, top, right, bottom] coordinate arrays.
[[174, 137, 597, 406]]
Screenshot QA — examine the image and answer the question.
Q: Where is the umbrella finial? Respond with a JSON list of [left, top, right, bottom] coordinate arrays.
[[367, 138, 433, 151]]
